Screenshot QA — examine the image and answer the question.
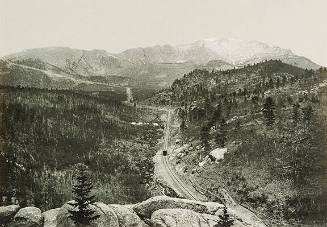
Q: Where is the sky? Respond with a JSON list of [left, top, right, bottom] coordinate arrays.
[[0, 0, 326, 66]]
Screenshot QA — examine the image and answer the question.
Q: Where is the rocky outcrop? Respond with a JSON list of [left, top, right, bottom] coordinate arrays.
[[133, 196, 224, 218], [108, 204, 148, 227], [8, 207, 43, 227], [227, 205, 266, 227], [150, 208, 219, 227], [42, 208, 60, 227], [0, 205, 20, 224], [151, 208, 246, 227], [0, 196, 266, 226], [56, 201, 119, 227]]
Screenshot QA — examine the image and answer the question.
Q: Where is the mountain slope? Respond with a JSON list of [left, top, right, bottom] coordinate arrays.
[[4, 47, 131, 77], [149, 61, 327, 225], [0, 60, 126, 91], [1, 47, 197, 90], [118, 38, 321, 69], [1, 38, 321, 91]]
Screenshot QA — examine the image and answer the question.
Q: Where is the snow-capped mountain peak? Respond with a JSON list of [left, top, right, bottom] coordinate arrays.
[[176, 38, 294, 65]]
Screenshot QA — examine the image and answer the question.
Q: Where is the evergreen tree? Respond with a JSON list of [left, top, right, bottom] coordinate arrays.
[[269, 78, 274, 89], [303, 105, 313, 122], [200, 125, 210, 152], [209, 105, 222, 127], [215, 118, 227, 147], [215, 206, 234, 227], [292, 103, 300, 125], [180, 119, 186, 132], [263, 97, 275, 127], [282, 75, 287, 86], [205, 97, 213, 118], [68, 163, 100, 225], [276, 78, 281, 88]]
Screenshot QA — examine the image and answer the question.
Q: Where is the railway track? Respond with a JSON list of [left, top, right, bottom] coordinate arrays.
[[161, 109, 199, 200], [162, 154, 198, 200]]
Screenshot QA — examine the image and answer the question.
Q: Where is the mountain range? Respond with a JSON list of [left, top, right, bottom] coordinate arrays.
[[0, 38, 321, 90]]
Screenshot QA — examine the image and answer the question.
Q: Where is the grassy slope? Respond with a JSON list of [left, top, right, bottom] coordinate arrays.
[[150, 60, 327, 225]]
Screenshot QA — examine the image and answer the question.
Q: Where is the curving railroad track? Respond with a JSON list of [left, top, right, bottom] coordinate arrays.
[[160, 109, 199, 200]]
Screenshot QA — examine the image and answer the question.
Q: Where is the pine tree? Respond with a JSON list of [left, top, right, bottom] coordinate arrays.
[[215, 118, 227, 147], [205, 97, 213, 118], [68, 163, 100, 225], [180, 119, 186, 132], [215, 206, 234, 227], [276, 78, 281, 88], [200, 125, 210, 152], [303, 105, 313, 122], [209, 105, 222, 127], [263, 97, 275, 127], [269, 78, 274, 89], [292, 103, 300, 125]]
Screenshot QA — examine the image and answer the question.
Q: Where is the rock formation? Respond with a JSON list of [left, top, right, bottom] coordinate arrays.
[[0, 196, 266, 226]]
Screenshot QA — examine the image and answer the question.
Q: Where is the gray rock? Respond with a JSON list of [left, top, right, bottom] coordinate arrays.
[[150, 209, 219, 227], [56, 201, 119, 227], [8, 207, 43, 227], [108, 204, 148, 227], [133, 196, 224, 218], [226, 205, 266, 227], [0, 205, 20, 224], [151, 209, 245, 227], [43, 208, 60, 227]]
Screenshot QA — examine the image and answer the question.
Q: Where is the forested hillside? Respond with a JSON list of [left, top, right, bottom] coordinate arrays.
[[150, 60, 327, 225], [0, 86, 162, 211]]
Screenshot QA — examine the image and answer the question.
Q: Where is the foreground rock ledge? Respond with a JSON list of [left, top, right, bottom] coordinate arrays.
[[133, 196, 225, 218], [0, 196, 266, 226], [8, 206, 43, 227], [0, 204, 20, 224]]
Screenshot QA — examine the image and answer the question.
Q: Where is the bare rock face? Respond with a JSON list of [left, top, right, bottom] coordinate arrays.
[[226, 205, 266, 227], [56, 201, 119, 227], [108, 204, 148, 227], [0, 205, 20, 224], [8, 207, 43, 227], [133, 196, 224, 218], [150, 208, 219, 227], [42, 208, 60, 227], [151, 208, 247, 227]]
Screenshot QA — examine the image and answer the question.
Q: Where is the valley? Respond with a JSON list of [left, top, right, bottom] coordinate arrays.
[[0, 85, 164, 211]]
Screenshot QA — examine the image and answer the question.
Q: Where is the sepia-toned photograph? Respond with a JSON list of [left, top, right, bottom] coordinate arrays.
[[0, 0, 326, 226]]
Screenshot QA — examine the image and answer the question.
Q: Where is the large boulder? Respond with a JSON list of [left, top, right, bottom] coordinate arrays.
[[108, 204, 148, 227], [133, 196, 224, 218], [151, 209, 245, 227], [0, 205, 20, 224], [8, 207, 43, 227], [56, 201, 119, 227], [43, 208, 60, 227], [226, 205, 266, 227], [209, 148, 227, 162], [150, 209, 219, 227]]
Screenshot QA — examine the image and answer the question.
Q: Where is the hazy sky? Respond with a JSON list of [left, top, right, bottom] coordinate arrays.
[[1, 0, 326, 65]]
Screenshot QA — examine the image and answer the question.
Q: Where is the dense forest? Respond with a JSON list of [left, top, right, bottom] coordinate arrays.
[[151, 60, 327, 225], [0, 86, 162, 211]]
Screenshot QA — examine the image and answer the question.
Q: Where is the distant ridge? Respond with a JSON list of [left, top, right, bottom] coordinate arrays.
[[0, 38, 321, 90]]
